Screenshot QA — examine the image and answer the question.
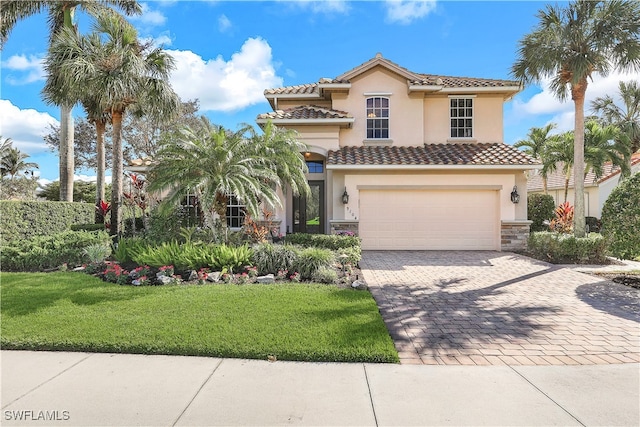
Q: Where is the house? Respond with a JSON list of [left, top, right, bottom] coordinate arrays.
[[255, 53, 540, 251], [527, 153, 640, 219]]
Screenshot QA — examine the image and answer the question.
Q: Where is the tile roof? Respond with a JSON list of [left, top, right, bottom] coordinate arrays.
[[264, 83, 319, 96], [527, 156, 640, 191], [327, 144, 539, 167], [411, 74, 520, 88], [257, 105, 352, 120]]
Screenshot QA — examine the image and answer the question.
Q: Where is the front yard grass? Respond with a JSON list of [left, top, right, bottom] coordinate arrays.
[[0, 272, 398, 363]]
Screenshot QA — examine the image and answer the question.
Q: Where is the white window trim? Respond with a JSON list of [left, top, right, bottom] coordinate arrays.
[[449, 96, 474, 139], [365, 96, 390, 140]]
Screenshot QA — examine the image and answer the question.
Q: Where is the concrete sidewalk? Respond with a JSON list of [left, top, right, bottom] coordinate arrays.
[[2, 351, 639, 426]]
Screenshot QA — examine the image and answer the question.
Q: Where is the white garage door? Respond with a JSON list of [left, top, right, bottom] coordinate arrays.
[[359, 189, 499, 250]]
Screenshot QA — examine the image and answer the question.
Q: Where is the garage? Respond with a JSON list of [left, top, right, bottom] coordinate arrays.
[[358, 188, 499, 250]]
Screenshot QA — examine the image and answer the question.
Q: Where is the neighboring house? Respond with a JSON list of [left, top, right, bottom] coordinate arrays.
[[255, 53, 539, 251], [527, 153, 640, 219]]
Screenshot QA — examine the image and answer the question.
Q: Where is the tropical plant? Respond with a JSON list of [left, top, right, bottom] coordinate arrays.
[[591, 80, 640, 175], [291, 247, 335, 280], [601, 172, 640, 259], [511, 0, 640, 237], [0, 0, 142, 201], [549, 202, 574, 234], [0, 145, 38, 180], [42, 10, 180, 237], [515, 124, 558, 193], [252, 243, 299, 275]]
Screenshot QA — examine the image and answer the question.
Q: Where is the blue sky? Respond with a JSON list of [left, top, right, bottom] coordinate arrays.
[[1, 0, 637, 183]]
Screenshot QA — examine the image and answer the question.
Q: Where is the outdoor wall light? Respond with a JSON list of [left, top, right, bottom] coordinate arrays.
[[510, 185, 520, 204], [342, 187, 349, 204]]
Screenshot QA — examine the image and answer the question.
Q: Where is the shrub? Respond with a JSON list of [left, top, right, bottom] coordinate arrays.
[[71, 223, 107, 232], [83, 243, 111, 264], [0, 201, 94, 243], [1, 230, 111, 271], [112, 237, 149, 265], [601, 173, 640, 260], [292, 247, 335, 280], [527, 231, 608, 264], [312, 267, 338, 284], [285, 233, 360, 251], [252, 243, 299, 275], [549, 202, 574, 234], [336, 246, 362, 266], [527, 193, 555, 232]]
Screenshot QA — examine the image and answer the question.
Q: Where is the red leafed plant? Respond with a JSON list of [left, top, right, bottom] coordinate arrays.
[[96, 200, 111, 217], [549, 202, 574, 234]]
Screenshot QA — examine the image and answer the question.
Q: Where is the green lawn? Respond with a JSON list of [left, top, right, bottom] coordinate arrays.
[[0, 272, 398, 363]]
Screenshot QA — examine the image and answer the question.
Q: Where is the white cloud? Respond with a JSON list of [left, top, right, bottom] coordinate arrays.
[[130, 3, 167, 26], [168, 38, 283, 112], [385, 0, 437, 25], [282, 0, 350, 14], [0, 100, 58, 153], [218, 14, 232, 33], [1, 54, 46, 85], [512, 71, 640, 132], [140, 32, 173, 48]]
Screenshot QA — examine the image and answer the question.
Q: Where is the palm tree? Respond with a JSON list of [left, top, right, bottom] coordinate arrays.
[[584, 119, 630, 179], [248, 120, 311, 200], [591, 80, 640, 176], [82, 96, 110, 222], [1, 146, 39, 180], [0, 0, 141, 201], [43, 11, 180, 236], [542, 131, 575, 202], [515, 123, 558, 194], [511, 0, 640, 237], [149, 119, 282, 239]]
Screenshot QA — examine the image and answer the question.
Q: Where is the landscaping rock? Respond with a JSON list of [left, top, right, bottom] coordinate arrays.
[[157, 275, 173, 285], [72, 266, 85, 272], [207, 272, 221, 282], [257, 274, 275, 284], [186, 270, 198, 281], [351, 280, 368, 291]]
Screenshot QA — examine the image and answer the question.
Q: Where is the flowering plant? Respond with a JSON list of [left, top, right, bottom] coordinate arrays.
[[276, 269, 288, 280], [221, 272, 234, 284], [197, 267, 210, 284], [289, 272, 301, 282], [336, 230, 356, 237], [132, 275, 150, 286], [130, 265, 151, 279], [235, 272, 250, 284], [158, 265, 175, 277], [103, 264, 129, 285], [245, 266, 258, 278]]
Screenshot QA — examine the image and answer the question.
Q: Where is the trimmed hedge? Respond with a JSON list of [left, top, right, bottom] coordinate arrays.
[[601, 173, 640, 260], [1, 201, 94, 243], [1, 230, 111, 271], [527, 231, 608, 264], [527, 193, 555, 232], [285, 233, 360, 250]]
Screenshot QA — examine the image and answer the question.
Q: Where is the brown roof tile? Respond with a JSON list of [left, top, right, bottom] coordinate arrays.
[[412, 74, 520, 88], [257, 105, 352, 120], [327, 144, 539, 166]]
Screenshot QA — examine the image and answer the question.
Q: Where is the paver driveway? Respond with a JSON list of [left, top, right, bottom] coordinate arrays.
[[360, 251, 640, 366]]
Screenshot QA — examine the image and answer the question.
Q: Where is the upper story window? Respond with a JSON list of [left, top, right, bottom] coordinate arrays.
[[450, 98, 473, 138], [366, 97, 389, 139]]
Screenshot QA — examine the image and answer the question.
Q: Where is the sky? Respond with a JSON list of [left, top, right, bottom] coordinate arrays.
[[1, 0, 638, 184]]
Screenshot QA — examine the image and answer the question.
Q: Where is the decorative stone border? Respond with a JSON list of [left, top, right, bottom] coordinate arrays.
[[501, 220, 532, 251]]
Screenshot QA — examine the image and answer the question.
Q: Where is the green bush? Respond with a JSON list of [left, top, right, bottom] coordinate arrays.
[[527, 232, 608, 264], [336, 246, 362, 266], [71, 223, 107, 232], [285, 233, 360, 250], [312, 267, 338, 284], [292, 247, 335, 280], [1, 230, 111, 271], [527, 193, 555, 232], [252, 243, 299, 275], [0, 201, 94, 243], [601, 173, 640, 260], [112, 237, 149, 264]]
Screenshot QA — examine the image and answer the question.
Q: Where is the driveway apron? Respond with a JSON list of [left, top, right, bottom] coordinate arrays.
[[360, 251, 640, 366]]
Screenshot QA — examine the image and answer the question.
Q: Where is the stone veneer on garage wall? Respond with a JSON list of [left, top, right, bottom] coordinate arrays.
[[501, 221, 532, 252], [330, 220, 359, 236]]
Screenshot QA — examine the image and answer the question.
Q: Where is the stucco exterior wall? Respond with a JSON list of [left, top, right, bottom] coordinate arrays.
[[329, 171, 520, 222], [287, 125, 341, 153], [423, 95, 505, 144], [332, 66, 424, 147], [531, 187, 598, 218]]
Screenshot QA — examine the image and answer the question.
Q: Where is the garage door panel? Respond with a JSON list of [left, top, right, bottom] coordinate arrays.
[[359, 189, 498, 250]]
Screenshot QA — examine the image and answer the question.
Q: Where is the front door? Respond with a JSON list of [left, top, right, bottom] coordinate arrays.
[[293, 181, 324, 234]]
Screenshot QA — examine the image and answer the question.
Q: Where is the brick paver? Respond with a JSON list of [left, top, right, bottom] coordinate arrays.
[[361, 251, 640, 366]]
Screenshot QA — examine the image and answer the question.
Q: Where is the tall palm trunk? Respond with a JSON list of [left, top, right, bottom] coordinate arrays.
[[572, 79, 587, 237], [95, 119, 106, 223], [543, 177, 548, 195], [110, 110, 124, 237], [59, 104, 74, 201]]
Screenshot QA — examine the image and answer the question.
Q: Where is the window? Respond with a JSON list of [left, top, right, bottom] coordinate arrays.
[[450, 98, 473, 138], [226, 195, 245, 229], [306, 160, 324, 173], [366, 97, 389, 139]]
